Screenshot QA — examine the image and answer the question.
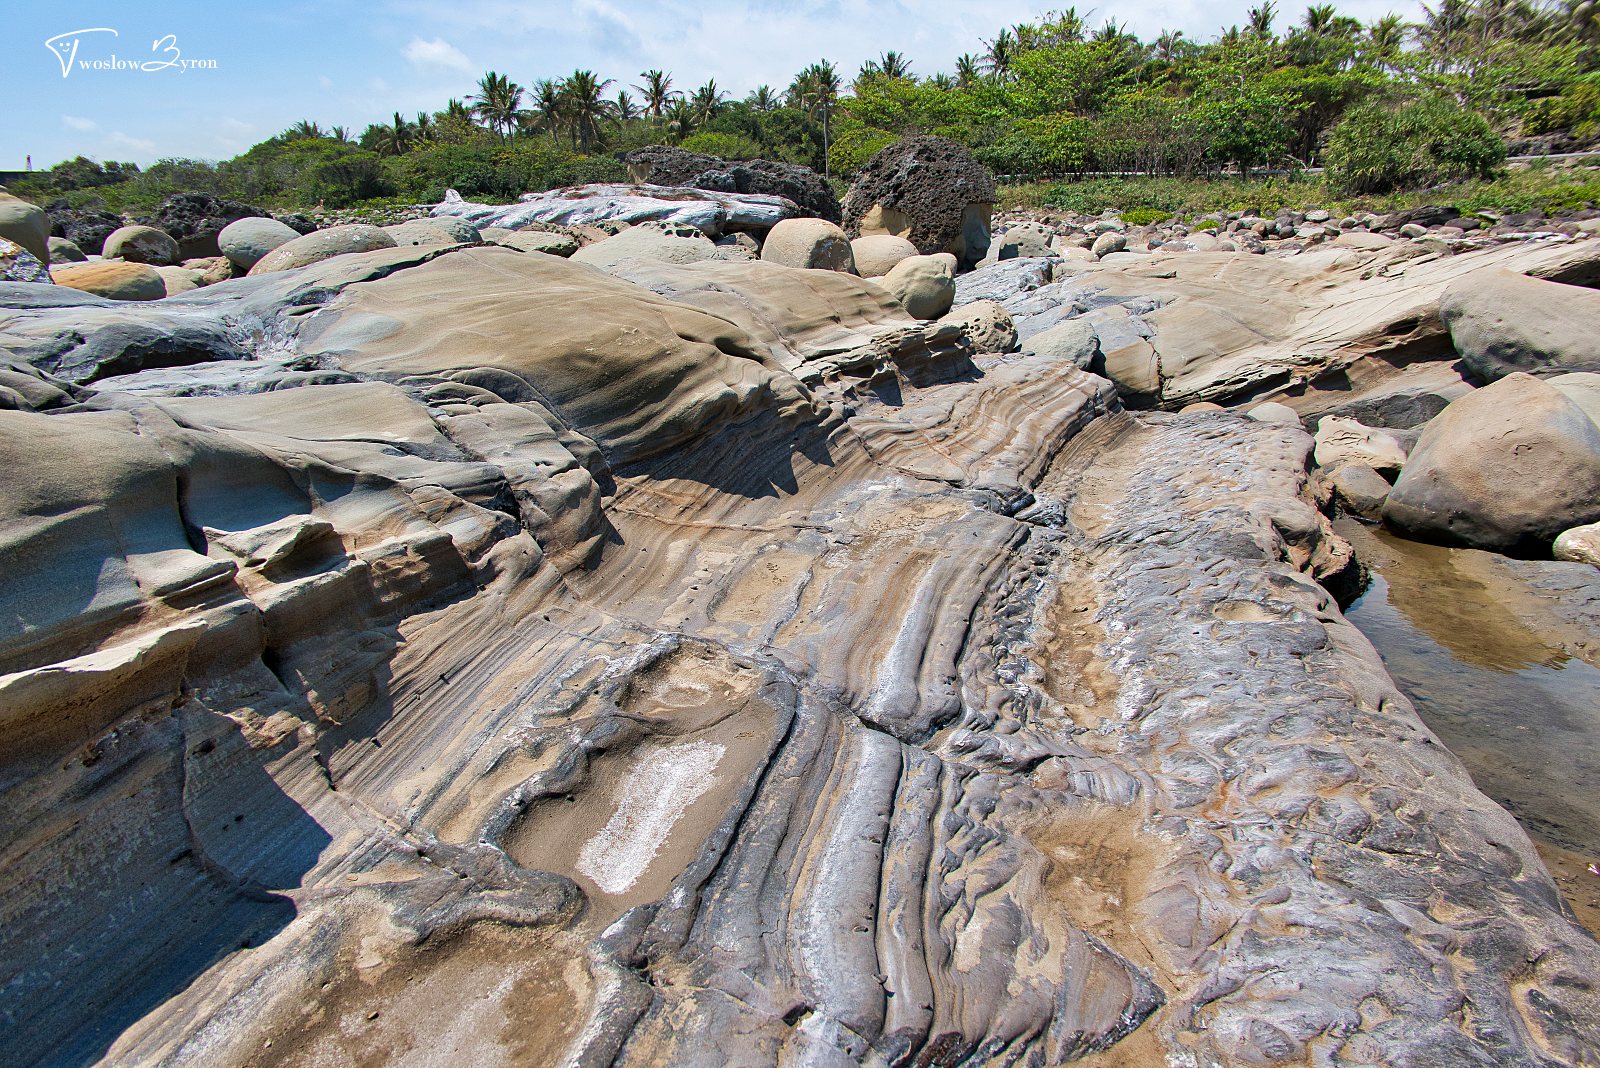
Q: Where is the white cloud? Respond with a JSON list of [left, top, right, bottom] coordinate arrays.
[[319, 74, 335, 89], [62, 115, 98, 132], [106, 131, 158, 155], [403, 36, 473, 72]]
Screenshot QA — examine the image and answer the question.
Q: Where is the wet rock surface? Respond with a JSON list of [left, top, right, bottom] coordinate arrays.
[[0, 239, 1597, 1068]]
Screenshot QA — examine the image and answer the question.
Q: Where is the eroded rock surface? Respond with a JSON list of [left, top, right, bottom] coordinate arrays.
[[1, 242, 1597, 1068]]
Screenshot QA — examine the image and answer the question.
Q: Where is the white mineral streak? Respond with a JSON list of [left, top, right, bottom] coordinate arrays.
[[576, 740, 726, 894]]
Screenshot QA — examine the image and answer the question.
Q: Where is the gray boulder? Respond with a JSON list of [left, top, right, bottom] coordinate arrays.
[[1441, 269, 1600, 381], [1020, 318, 1100, 369], [47, 236, 86, 263], [1383, 372, 1600, 551], [103, 225, 180, 266], [571, 223, 719, 269], [1327, 462, 1393, 520], [248, 224, 398, 275], [0, 193, 52, 265], [383, 217, 482, 248], [218, 217, 301, 271]]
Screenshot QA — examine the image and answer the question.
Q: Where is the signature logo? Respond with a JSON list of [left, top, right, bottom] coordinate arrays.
[[44, 28, 117, 78], [44, 28, 216, 77]]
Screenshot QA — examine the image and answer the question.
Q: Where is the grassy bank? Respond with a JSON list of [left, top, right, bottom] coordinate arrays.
[[999, 162, 1600, 220]]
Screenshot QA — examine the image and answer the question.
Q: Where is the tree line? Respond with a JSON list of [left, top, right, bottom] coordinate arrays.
[[14, 0, 1600, 212]]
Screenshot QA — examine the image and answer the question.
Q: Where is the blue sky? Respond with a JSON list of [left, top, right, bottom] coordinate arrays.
[[4, 0, 1423, 170]]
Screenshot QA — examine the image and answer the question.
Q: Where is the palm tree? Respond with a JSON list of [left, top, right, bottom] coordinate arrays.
[[284, 120, 326, 140], [529, 79, 565, 143], [469, 71, 525, 141], [664, 98, 696, 143], [1364, 12, 1408, 65], [747, 85, 780, 111], [442, 98, 472, 124], [928, 72, 956, 90], [1248, 1, 1278, 38], [613, 90, 641, 122], [1303, 3, 1339, 34], [561, 70, 615, 151], [412, 112, 435, 144], [876, 50, 914, 78], [983, 29, 1017, 80], [371, 112, 414, 156], [634, 69, 677, 121], [787, 60, 841, 176], [329, 125, 351, 143], [1155, 29, 1186, 62], [955, 53, 983, 87], [690, 80, 728, 124]]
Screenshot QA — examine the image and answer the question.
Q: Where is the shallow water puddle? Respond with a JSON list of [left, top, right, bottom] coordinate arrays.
[[1340, 520, 1600, 935]]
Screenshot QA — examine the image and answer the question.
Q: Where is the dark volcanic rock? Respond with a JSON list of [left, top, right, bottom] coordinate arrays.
[[44, 200, 123, 256], [274, 213, 318, 236], [136, 193, 272, 259], [623, 145, 842, 222], [842, 136, 997, 267]]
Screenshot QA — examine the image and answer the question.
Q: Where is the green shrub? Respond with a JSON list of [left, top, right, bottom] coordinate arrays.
[[828, 123, 896, 177], [1325, 95, 1506, 195], [1121, 208, 1168, 226], [1524, 75, 1600, 140]]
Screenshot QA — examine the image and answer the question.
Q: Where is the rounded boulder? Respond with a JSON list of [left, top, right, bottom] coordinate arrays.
[[759, 218, 856, 273], [1383, 372, 1600, 551], [384, 217, 483, 248], [876, 254, 956, 320], [47, 236, 86, 262], [0, 192, 52, 266], [850, 234, 920, 278], [248, 224, 398, 275], [103, 224, 180, 266], [219, 216, 302, 271], [50, 261, 167, 301]]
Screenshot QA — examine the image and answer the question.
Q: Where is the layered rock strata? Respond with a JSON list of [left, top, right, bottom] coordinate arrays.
[[1, 243, 1596, 1068]]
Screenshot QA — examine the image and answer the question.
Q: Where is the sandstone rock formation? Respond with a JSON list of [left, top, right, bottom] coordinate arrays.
[[843, 137, 996, 268], [384, 217, 483, 248], [47, 235, 87, 262], [951, 236, 1600, 414], [0, 240, 1597, 1068], [1, 238, 52, 284]]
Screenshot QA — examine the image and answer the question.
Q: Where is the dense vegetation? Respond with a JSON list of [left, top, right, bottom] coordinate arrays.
[[12, 0, 1600, 214]]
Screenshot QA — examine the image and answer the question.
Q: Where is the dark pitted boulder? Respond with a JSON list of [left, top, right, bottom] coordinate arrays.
[[274, 213, 318, 236], [622, 145, 842, 223], [44, 200, 123, 257], [843, 136, 997, 269], [136, 193, 273, 259]]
